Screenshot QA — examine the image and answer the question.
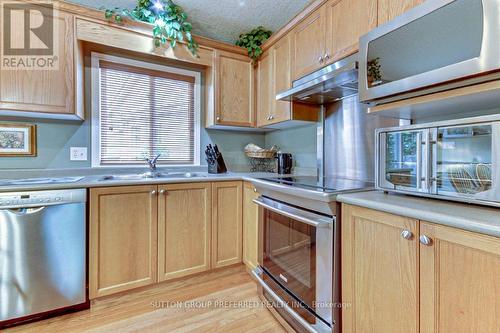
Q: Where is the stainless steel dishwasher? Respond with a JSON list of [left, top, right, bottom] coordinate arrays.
[[0, 189, 87, 326]]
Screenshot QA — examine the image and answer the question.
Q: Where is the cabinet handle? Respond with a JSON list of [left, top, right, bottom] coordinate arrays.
[[270, 115, 274, 120], [151, 190, 157, 195], [318, 56, 324, 63], [253, 188, 257, 193], [324, 53, 330, 61], [159, 189, 166, 195], [401, 230, 413, 240], [419, 235, 432, 246]]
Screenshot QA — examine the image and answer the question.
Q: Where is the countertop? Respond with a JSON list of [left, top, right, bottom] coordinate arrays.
[[337, 191, 500, 238], [0, 171, 279, 193]]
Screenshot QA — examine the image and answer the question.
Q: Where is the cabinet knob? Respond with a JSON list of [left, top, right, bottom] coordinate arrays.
[[318, 56, 324, 63], [269, 115, 274, 120], [253, 187, 257, 193], [324, 53, 331, 61], [151, 190, 157, 195], [159, 189, 166, 195], [216, 116, 221, 121], [401, 230, 413, 240], [419, 235, 432, 246]]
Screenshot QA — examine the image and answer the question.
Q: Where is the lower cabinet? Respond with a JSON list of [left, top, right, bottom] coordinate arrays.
[[342, 204, 500, 333], [89, 185, 158, 299], [157, 183, 211, 281], [211, 181, 243, 268], [419, 222, 500, 333], [89, 181, 243, 299], [341, 205, 418, 333], [243, 182, 259, 270]]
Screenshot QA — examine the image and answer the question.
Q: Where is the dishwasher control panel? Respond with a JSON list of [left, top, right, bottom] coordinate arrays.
[[0, 189, 86, 209]]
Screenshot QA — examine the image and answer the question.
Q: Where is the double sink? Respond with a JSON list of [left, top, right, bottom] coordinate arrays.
[[0, 172, 209, 186], [98, 172, 208, 181]]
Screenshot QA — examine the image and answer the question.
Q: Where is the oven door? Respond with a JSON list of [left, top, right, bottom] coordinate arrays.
[[253, 197, 334, 331]]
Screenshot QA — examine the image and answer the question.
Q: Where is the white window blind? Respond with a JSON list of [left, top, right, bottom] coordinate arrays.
[[97, 59, 197, 165]]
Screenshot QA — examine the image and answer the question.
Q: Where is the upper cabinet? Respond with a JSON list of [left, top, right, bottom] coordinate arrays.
[[378, 0, 424, 25], [291, 5, 327, 80], [257, 34, 319, 128], [211, 50, 254, 127], [326, 0, 377, 62], [0, 9, 82, 120]]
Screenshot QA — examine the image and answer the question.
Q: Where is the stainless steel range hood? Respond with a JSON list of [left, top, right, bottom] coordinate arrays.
[[276, 53, 358, 104]]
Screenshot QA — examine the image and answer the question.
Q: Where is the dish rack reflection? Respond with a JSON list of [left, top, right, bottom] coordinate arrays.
[[248, 157, 276, 173]]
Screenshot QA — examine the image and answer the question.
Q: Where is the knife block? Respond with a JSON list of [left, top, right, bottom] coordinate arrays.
[[208, 154, 227, 174]]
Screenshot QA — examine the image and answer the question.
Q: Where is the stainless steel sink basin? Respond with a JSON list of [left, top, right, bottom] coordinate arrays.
[[162, 172, 208, 178], [98, 172, 207, 182], [0, 176, 84, 186]]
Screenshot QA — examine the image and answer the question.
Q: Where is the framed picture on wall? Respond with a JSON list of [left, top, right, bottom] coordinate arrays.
[[0, 124, 37, 157]]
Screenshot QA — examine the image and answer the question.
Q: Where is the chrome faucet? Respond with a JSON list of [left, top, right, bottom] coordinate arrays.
[[145, 154, 161, 177]]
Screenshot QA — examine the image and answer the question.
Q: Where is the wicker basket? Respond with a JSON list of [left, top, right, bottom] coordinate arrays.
[[245, 150, 277, 159]]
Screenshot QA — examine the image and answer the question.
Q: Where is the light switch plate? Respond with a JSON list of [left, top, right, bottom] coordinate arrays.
[[70, 147, 88, 161]]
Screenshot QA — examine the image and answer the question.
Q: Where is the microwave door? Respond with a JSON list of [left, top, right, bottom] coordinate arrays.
[[379, 129, 431, 193], [435, 123, 498, 202]]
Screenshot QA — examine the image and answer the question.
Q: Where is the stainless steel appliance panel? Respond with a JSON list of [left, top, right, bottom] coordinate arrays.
[[253, 197, 336, 333], [324, 95, 404, 181], [359, 0, 500, 104], [0, 189, 86, 322]]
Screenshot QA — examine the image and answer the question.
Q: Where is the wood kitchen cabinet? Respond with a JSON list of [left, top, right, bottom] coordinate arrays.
[[257, 51, 272, 127], [341, 204, 419, 333], [0, 9, 83, 119], [157, 183, 211, 281], [257, 34, 319, 128], [89, 185, 158, 299], [378, 0, 424, 25], [243, 182, 259, 270], [419, 222, 500, 333], [326, 0, 377, 62], [212, 181, 243, 268], [342, 204, 500, 333], [213, 50, 254, 127], [291, 5, 327, 80]]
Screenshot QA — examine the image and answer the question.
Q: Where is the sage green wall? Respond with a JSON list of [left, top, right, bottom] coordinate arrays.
[[265, 123, 317, 170]]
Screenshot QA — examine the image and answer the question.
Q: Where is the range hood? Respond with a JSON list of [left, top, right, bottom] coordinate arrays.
[[276, 53, 358, 104]]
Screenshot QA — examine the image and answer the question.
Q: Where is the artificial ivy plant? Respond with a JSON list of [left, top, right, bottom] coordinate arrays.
[[103, 0, 198, 56], [235, 26, 272, 62]]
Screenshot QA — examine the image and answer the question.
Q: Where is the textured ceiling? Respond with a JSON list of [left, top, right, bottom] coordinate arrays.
[[66, 0, 313, 44]]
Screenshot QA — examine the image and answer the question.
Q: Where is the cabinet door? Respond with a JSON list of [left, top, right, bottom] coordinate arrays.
[[158, 183, 211, 281], [0, 9, 75, 116], [271, 35, 292, 124], [420, 222, 500, 333], [291, 5, 326, 80], [243, 182, 259, 270], [256, 52, 272, 127], [378, 0, 424, 26], [212, 181, 243, 268], [326, 0, 377, 63], [215, 51, 254, 127], [89, 186, 158, 299], [342, 204, 418, 333]]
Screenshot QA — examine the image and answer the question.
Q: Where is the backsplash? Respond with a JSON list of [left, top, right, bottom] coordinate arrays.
[[265, 123, 317, 172]]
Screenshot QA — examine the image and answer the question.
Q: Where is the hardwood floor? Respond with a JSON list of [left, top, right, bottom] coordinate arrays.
[[5, 265, 286, 333]]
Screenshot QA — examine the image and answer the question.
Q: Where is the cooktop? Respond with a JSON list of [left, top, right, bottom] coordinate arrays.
[[260, 176, 373, 193]]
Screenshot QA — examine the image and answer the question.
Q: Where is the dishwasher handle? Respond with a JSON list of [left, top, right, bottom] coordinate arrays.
[[3, 207, 47, 215]]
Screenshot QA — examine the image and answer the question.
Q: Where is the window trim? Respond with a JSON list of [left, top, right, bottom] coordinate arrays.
[[90, 52, 201, 168]]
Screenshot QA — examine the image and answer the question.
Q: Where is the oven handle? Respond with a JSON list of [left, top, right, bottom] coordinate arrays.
[[253, 197, 332, 228], [251, 267, 330, 333]]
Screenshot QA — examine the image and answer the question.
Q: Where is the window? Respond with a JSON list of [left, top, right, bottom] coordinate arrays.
[[91, 53, 200, 167]]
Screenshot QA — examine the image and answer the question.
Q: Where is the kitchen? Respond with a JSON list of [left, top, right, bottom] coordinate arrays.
[[0, 0, 499, 332]]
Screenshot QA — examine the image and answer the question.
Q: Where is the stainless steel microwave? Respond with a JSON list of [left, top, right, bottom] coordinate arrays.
[[359, 0, 500, 105], [376, 115, 500, 207]]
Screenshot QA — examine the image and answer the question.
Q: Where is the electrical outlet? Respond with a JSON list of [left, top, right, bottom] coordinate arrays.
[[70, 147, 88, 161]]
